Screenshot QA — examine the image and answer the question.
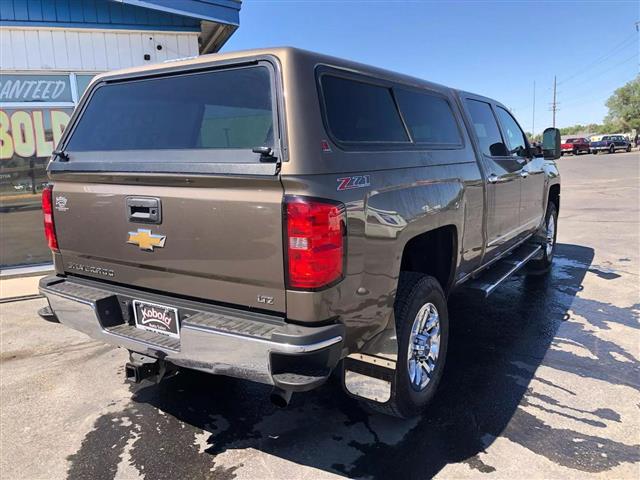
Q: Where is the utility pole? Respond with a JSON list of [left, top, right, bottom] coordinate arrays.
[[551, 75, 558, 128], [532, 80, 536, 138]]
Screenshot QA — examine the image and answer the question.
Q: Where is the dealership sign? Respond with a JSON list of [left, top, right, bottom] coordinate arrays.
[[0, 109, 71, 159], [0, 75, 73, 103]]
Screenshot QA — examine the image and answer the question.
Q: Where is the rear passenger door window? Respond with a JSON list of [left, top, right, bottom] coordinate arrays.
[[394, 89, 461, 145], [320, 75, 409, 143], [465, 99, 508, 157]]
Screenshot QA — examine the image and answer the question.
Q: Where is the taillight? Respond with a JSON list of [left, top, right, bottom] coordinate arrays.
[[42, 185, 58, 251], [285, 196, 346, 289]]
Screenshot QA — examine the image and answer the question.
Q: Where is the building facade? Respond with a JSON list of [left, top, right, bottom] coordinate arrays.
[[0, 0, 240, 269]]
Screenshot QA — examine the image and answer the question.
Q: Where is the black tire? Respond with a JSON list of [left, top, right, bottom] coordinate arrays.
[[626, 145, 632, 152], [364, 273, 448, 418], [609, 145, 615, 154], [573, 148, 578, 156], [593, 150, 598, 155], [527, 201, 558, 274]]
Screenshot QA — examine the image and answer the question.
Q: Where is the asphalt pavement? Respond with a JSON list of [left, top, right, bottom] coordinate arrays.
[[1, 151, 638, 479]]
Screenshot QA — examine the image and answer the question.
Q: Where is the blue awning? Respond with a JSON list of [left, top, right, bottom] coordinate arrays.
[[0, 0, 241, 53], [115, 0, 241, 52], [118, 0, 240, 27]]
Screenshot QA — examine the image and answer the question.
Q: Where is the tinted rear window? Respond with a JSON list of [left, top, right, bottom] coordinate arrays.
[[66, 66, 274, 154], [395, 89, 461, 145], [321, 75, 408, 143]]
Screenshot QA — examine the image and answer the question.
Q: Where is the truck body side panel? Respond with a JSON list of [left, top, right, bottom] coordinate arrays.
[[282, 159, 484, 350]]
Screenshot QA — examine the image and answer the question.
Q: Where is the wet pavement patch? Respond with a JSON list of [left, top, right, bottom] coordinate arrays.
[[64, 244, 640, 479]]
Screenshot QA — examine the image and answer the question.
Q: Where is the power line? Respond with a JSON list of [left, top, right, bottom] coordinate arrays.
[[559, 55, 638, 104], [560, 75, 638, 109], [556, 32, 638, 86], [512, 46, 636, 112], [508, 27, 638, 127]]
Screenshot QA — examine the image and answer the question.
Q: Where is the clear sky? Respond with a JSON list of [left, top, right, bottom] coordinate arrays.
[[223, 0, 639, 134]]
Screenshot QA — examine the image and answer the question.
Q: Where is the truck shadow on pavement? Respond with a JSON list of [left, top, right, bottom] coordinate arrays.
[[67, 243, 640, 480]]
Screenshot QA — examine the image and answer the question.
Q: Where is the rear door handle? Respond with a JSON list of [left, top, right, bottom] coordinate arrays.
[[127, 197, 161, 224], [487, 174, 499, 184]]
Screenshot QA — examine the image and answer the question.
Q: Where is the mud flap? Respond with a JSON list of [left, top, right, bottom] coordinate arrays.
[[343, 353, 396, 404]]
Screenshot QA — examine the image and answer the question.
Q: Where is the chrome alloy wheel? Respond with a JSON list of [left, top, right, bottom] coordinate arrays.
[[546, 214, 555, 257], [407, 302, 441, 391]]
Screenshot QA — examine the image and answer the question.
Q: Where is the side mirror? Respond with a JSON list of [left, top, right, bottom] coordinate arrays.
[[542, 127, 561, 159]]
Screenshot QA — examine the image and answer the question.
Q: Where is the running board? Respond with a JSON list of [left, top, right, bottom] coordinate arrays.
[[464, 243, 543, 298]]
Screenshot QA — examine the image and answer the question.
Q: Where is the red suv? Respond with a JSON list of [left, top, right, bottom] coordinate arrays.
[[561, 138, 590, 155]]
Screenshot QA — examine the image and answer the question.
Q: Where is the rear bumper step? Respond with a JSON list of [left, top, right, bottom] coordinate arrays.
[[39, 276, 344, 390]]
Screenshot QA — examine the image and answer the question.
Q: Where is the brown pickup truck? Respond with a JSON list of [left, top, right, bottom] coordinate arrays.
[[39, 47, 561, 418]]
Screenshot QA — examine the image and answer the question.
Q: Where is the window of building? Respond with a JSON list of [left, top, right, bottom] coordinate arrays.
[[76, 75, 97, 97], [1, 73, 95, 268]]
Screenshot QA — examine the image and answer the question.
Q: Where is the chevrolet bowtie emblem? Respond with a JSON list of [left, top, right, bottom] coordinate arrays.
[[127, 229, 166, 251]]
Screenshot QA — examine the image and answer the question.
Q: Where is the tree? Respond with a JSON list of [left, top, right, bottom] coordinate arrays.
[[604, 76, 640, 131], [559, 124, 586, 135], [525, 132, 543, 142]]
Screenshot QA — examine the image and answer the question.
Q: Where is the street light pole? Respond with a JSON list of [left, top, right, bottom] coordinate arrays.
[[551, 75, 557, 128], [532, 80, 536, 138]]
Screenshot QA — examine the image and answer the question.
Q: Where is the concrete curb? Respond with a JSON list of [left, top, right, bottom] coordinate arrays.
[[0, 275, 46, 301]]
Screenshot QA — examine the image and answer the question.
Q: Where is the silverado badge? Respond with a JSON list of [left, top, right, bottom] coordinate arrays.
[[127, 229, 166, 251]]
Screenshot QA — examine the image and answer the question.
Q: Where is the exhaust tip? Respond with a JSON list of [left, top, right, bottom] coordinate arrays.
[[270, 388, 292, 408]]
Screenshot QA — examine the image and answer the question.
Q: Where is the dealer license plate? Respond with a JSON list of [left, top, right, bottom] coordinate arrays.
[[133, 300, 180, 339]]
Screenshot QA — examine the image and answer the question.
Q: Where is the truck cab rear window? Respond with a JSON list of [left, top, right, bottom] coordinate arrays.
[[65, 66, 274, 153], [321, 75, 408, 143]]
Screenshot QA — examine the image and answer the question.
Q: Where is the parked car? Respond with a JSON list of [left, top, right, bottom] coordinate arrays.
[[590, 135, 632, 154], [38, 47, 562, 418], [561, 138, 590, 155]]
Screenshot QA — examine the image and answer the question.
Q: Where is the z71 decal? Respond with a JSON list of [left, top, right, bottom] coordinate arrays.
[[337, 175, 371, 191]]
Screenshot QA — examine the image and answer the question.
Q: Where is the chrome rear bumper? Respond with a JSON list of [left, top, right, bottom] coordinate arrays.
[[40, 276, 344, 389]]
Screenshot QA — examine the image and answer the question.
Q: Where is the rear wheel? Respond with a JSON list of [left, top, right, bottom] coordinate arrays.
[[593, 150, 598, 155], [627, 145, 632, 152], [609, 145, 615, 154], [527, 201, 558, 274], [573, 148, 578, 156], [364, 273, 448, 418]]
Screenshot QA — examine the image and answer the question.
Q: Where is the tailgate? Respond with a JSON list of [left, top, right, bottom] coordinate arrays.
[[48, 61, 287, 312], [53, 177, 285, 312]]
